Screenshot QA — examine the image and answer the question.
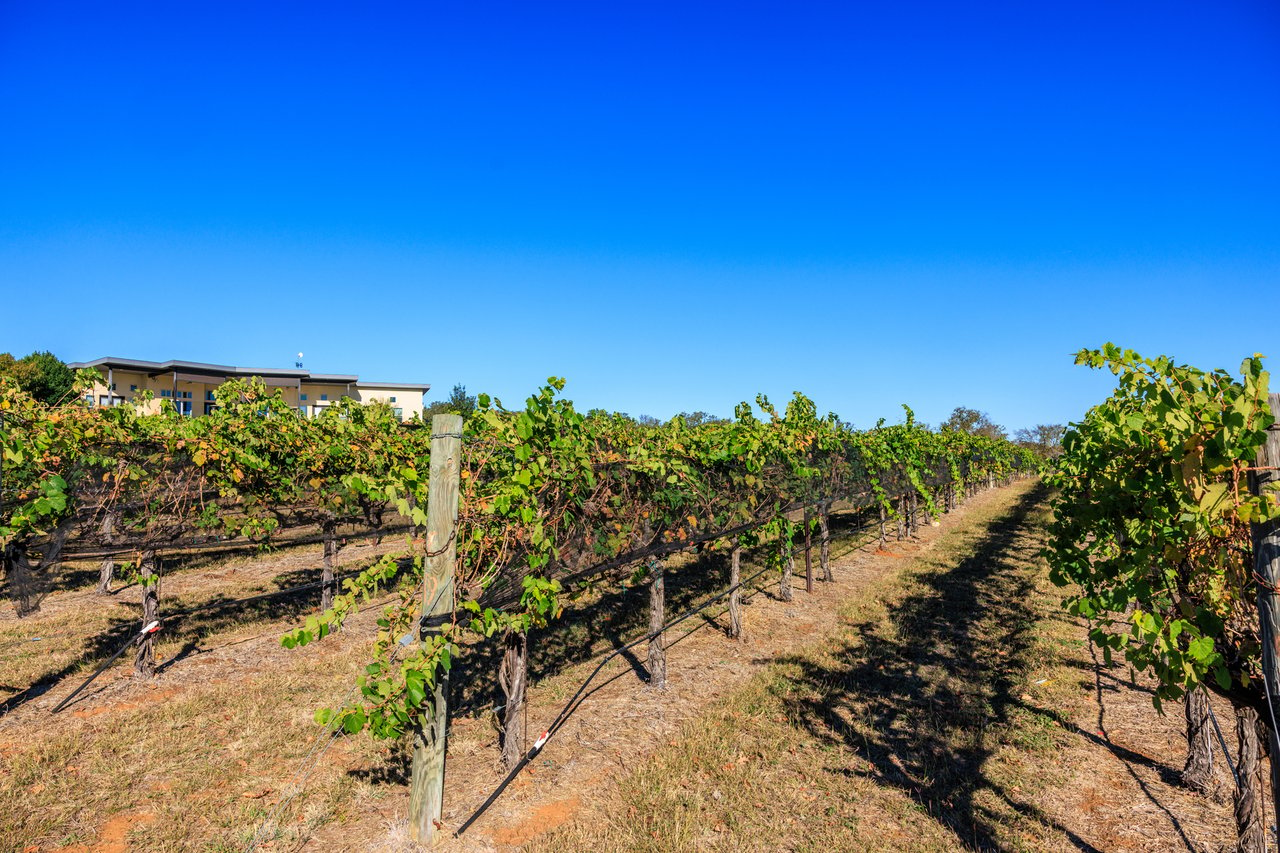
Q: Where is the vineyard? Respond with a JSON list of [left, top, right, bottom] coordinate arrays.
[[0, 372, 1038, 850]]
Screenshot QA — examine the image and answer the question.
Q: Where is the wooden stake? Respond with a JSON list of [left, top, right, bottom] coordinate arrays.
[[780, 538, 793, 602], [819, 504, 832, 582], [648, 559, 667, 689], [321, 522, 337, 611], [408, 414, 462, 845], [728, 545, 742, 640], [1249, 391, 1280, 828], [803, 508, 814, 594]]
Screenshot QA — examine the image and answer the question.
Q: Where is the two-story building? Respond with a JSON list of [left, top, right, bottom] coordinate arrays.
[[69, 356, 430, 421]]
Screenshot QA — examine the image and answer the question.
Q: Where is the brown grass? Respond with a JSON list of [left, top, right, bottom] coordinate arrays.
[[529, 482, 1241, 853]]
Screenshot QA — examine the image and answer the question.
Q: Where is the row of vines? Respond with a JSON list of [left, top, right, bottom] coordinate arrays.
[[1047, 344, 1280, 853], [2, 370, 1038, 837]]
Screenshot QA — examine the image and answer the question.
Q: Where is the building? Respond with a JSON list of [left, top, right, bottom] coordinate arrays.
[[69, 356, 430, 421]]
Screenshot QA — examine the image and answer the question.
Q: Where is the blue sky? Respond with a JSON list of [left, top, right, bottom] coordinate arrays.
[[2, 1, 1277, 430]]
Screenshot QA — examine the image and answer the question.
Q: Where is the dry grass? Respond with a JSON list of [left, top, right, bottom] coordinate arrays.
[[531, 482, 1240, 853]]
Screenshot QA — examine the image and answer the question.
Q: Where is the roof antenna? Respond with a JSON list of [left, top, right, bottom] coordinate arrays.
[[295, 351, 304, 369]]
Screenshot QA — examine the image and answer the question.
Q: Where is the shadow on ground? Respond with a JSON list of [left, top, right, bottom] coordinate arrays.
[[770, 483, 1147, 852]]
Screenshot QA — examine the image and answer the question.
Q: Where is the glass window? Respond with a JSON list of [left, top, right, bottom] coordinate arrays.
[[160, 389, 172, 397], [206, 391, 216, 401], [393, 407, 403, 420], [204, 402, 217, 415], [389, 396, 397, 403], [300, 393, 308, 401], [130, 384, 138, 392], [320, 394, 328, 401]]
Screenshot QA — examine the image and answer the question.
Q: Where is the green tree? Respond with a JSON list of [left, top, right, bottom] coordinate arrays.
[[0, 351, 76, 404], [423, 383, 477, 419], [1013, 423, 1065, 458], [940, 405, 1006, 440]]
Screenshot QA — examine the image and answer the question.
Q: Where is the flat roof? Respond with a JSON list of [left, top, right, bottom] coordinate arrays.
[[69, 356, 427, 392]]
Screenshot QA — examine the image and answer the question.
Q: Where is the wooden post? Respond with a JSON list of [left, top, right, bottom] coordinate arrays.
[[819, 503, 832, 582], [878, 504, 887, 549], [803, 508, 814, 594], [1249, 391, 1280, 829], [728, 545, 743, 640], [134, 550, 158, 678], [321, 522, 337, 611], [779, 538, 793, 602], [648, 559, 667, 689], [408, 414, 462, 845]]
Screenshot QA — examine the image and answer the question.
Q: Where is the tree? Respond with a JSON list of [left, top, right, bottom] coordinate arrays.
[[669, 411, 727, 428], [0, 351, 76, 404], [1013, 423, 1065, 458], [941, 406, 1006, 440], [423, 383, 477, 419]]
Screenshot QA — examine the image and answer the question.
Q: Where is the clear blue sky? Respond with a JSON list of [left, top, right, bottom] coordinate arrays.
[[2, 1, 1277, 430]]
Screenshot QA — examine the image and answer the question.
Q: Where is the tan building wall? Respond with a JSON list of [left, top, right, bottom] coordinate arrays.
[[79, 362, 427, 422]]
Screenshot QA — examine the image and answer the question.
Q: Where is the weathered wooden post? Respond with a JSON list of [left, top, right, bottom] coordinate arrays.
[[1249, 392, 1280, 833], [779, 536, 794, 602], [408, 413, 462, 845], [728, 545, 743, 640], [648, 558, 667, 689], [803, 508, 814, 594], [819, 503, 832, 582], [320, 521, 338, 611]]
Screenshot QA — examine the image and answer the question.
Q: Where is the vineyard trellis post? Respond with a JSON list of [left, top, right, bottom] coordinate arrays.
[[728, 544, 742, 639], [1249, 391, 1280, 833], [648, 558, 667, 689], [819, 501, 832, 582], [408, 413, 462, 845]]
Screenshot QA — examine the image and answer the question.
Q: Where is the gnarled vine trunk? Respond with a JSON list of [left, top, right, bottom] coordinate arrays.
[[134, 549, 159, 678], [1181, 687, 1214, 794], [97, 512, 117, 595], [1233, 705, 1267, 853], [498, 629, 529, 770]]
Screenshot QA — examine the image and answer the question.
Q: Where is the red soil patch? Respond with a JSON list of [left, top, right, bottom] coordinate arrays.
[[50, 811, 155, 853], [488, 797, 582, 846]]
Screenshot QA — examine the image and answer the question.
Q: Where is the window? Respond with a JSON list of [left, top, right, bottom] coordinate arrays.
[[393, 407, 403, 420], [298, 405, 309, 416], [206, 391, 216, 401], [99, 395, 124, 407], [109, 382, 117, 391], [389, 396, 397, 403], [204, 402, 218, 415], [300, 393, 308, 401], [320, 394, 328, 401], [130, 384, 138, 392], [164, 390, 193, 416]]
